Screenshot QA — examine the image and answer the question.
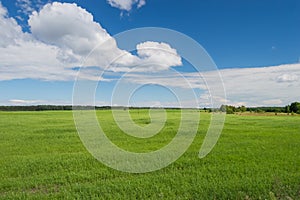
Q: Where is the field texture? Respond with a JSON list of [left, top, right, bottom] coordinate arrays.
[[0, 110, 300, 199]]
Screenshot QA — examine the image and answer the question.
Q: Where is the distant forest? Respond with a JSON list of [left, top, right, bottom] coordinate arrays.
[[0, 105, 173, 111], [0, 105, 108, 111], [217, 102, 300, 114], [0, 102, 299, 114]]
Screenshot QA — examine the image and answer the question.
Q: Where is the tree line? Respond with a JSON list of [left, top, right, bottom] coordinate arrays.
[[0, 105, 111, 111], [0, 102, 299, 113], [217, 102, 300, 114], [0, 105, 176, 111]]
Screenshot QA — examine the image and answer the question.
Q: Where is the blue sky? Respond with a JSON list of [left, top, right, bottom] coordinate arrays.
[[0, 0, 300, 107]]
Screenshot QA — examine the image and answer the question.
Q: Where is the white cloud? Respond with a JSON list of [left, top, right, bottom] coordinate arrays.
[[107, 0, 146, 11], [27, 2, 179, 71], [210, 63, 300, 106], [0, 2, 80, 81], [137, 0, 146, 8], [0, 3, 28, 47], [15, 0, 47, 21], [3, 99, 74, 106], [0, 2, 7, 16], [136, 41, 182, 69], [113, 63, 300, 107], [1, 2, 299, 107], [16, 0, 35, 15], [0, 2, 181, 81], [9, 99, 44, 104], [29, 2, 111, 56], [276, 73, 298, 83], [110, 41, 183, 72]]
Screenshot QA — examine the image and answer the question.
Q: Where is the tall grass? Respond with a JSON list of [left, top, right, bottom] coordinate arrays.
[[0, 110, 299, 199]]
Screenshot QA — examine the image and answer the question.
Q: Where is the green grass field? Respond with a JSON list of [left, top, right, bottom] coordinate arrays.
[[0, 110, 300, 199]]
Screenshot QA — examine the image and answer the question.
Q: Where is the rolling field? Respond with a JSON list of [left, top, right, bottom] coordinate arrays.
[[0, 110, 300, 199]]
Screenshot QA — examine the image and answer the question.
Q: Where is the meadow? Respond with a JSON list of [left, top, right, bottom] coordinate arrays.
[[0, 110, 299, 199]]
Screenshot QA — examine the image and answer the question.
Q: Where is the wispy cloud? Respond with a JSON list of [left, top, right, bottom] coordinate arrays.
[[215, 63, 300, 106], [110, 63, 300, 107], [8, 99, 44, 105], [107, 0, 146, 11], [16, 0, 35, 16], [15, 0, 50, 21]]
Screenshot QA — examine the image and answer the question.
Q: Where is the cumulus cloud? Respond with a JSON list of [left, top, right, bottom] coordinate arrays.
[[0, 3, 28, 47], [0, 2, 80, 81], [0, 2, 181, 81], [136, 41, 182, 69], [29, 2, 112, 56], [107, 0, 146, 11]]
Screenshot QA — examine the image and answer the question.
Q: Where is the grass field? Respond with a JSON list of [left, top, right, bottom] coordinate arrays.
[[0, 110, 300, 199]]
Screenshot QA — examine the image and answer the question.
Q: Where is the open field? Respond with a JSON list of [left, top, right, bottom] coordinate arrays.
[[237, 112, 298, 117], [0, 110, 300, 199]]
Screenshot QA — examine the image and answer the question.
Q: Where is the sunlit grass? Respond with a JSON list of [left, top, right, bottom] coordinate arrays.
[[0, 110, 299, 199]]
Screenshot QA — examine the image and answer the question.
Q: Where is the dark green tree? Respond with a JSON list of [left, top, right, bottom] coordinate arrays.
[[238, 105, 247, 112], [290, 102, 300, 114], [285, 105, 290, 113], [220, 105, 227, 112]]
